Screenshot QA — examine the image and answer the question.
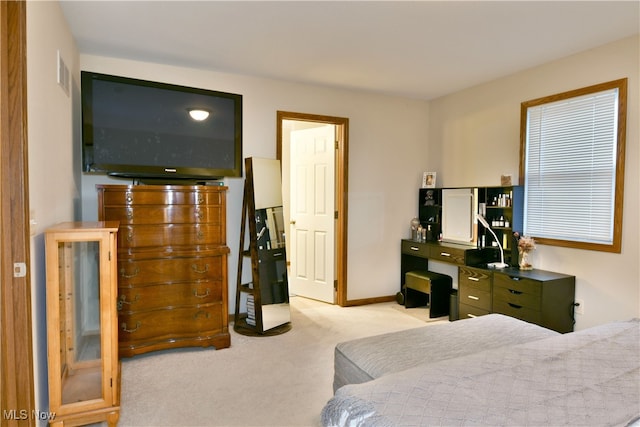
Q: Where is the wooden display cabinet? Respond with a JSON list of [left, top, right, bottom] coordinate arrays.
[[45, 222, 120, 426]]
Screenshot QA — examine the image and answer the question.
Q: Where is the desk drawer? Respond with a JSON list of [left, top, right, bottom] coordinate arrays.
[[401, 240, 429, 258], [493, 299, 541, 325], [459, 285, 491, 311], [493, 273, 542, 298], [428, 245, 466, 265], [458, 266, 491, 292], [459, 303, 490, 319], [493, 286, 540, 311]]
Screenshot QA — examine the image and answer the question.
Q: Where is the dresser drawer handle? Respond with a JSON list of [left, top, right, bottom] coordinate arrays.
[[509, 276, 521, 281], [195, 209, 203, 220], [273, 252, 283, 257], [467, 295, 480, 301], [508, 289, 523, 295], [508, 303, 522, 309], [194, 310, 210, 320], [440, 252, 451, 257], [466, 314, 477, 318], [121, 321, 141, 333], [196, 229, 205, 240], [117, 294, 140, 311], [193, 288, 210, 298], [125, 192, 133, 203], [126, 208, 133, 220], [126, 232, 134, 243], [410, 246, 420, 251], [197, 194, 204, 204], [468, 277, 480, 282], [192, 264, 209, 274], [120, 267, 139, 278]]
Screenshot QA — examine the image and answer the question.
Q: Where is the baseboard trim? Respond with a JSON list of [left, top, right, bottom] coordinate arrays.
[[228, 295, 398, 322], [343, 295, 396, 307]]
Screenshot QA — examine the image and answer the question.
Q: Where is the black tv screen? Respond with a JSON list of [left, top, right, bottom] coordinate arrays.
[[81, 71, 242, 181]]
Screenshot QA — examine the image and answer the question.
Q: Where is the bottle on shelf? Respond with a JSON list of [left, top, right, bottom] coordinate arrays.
[[411, 217, 420, 241]]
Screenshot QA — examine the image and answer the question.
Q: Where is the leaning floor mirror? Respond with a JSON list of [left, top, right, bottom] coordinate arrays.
[[234, 157, 291, 335]]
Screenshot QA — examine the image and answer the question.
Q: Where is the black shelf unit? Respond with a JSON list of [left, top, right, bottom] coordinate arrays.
[[477, 186, 523, 266], [418, 188, 442, 241]]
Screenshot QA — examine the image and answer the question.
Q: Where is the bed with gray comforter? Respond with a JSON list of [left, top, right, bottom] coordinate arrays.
[[323, 316, 640, 426]]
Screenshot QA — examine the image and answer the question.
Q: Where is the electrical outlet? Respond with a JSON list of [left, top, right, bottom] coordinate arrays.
[[575, 299, 584, 315]]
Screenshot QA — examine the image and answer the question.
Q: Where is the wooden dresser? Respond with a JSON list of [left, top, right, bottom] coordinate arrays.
[[97, 184, 230, 357]]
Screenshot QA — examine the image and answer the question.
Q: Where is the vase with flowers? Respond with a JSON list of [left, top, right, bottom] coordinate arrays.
[[516, 234, 536, 270]]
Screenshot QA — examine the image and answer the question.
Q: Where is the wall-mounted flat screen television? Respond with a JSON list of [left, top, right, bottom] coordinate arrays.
[[81, 71, 242, 181]]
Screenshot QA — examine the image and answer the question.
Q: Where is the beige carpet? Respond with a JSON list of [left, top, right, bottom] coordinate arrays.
[[118, 297, 445, 426]]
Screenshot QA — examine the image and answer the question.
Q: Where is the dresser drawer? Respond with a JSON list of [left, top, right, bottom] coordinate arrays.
[[493, 273, 542, 298], [458, 266, 491, 292], [459, 303, 490, 319], [118, 256, 225, 285], [428, 245, 466, 265], [100, 188, 223, 206], [118, 281, 222, 312], [401, 240, 429, 258], [118, 304, 224, 342], [103, 205, 222, 225], [118, 224, 224, 248], [492, 299, 541, 325]]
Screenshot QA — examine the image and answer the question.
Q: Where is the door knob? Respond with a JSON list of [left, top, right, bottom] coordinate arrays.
[[290, 220, 296, 225]]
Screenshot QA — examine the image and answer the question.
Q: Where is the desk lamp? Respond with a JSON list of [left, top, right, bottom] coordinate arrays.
[[476, 213, 509, 269]]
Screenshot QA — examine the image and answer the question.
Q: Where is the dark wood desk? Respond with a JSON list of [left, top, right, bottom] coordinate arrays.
[[401, 239, 576, 333]]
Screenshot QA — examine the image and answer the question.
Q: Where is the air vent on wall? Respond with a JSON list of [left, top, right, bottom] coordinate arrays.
[[57, 50, 70, 96]]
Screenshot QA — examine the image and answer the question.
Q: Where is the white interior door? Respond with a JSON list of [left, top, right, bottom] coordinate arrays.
[[289, 124, 335, 303]]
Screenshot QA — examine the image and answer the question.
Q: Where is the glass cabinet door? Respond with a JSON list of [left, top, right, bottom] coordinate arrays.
[[57, 239, 103, 405]]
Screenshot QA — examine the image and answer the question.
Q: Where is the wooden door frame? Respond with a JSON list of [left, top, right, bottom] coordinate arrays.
[[276, 111, 348, 306], [1, 1, 35, 424]]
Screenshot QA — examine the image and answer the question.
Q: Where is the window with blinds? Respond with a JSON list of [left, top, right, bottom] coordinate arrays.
[[520, 79, 627, 253]]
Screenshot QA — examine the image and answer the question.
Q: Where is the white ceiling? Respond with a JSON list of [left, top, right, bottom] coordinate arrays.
[[60, 1, 639, 100]]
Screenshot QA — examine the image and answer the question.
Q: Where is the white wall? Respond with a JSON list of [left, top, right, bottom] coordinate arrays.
[[427, 35, 640, 330], [77, 55, 431, 308], [26, 0, 80, 420]]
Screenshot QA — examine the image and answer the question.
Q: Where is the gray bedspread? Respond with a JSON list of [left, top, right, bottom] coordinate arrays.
[[322, 318, 640, 427], [334, 314, 559, 391]]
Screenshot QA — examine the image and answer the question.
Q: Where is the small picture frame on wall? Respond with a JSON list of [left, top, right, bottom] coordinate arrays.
[[422, 172, 436, 188]]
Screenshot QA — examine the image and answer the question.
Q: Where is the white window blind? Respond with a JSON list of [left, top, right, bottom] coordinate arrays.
[[524, 88, 618, 245]]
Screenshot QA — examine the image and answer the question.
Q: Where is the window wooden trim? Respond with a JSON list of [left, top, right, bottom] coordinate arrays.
[[519, 78, 627, 253]]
